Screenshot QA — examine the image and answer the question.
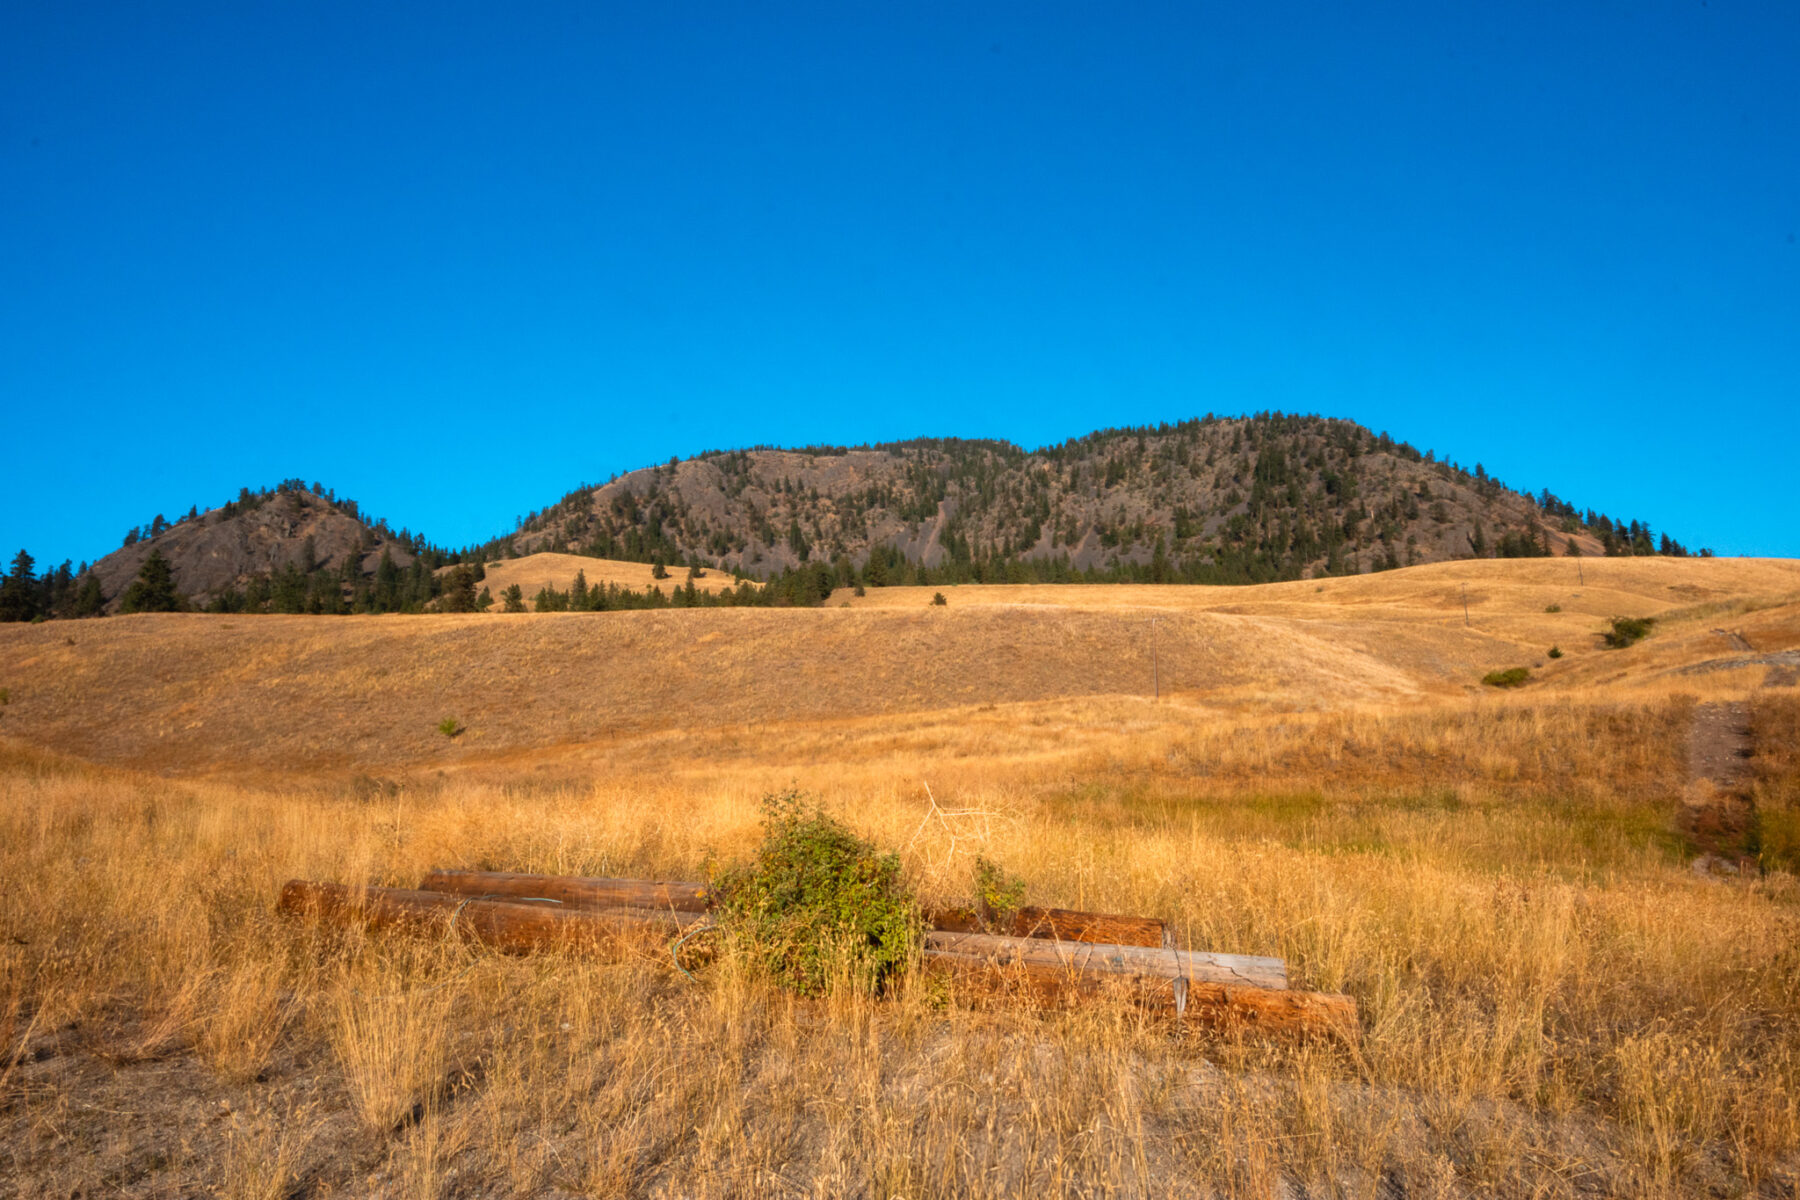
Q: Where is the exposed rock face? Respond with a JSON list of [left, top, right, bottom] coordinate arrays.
[[497, 414, 1610, 581], [88, 489, 414, 608]]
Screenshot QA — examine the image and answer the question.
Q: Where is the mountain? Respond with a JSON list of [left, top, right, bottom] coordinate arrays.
[[86, 482, 422, 612], [486, 413, 1688, 585], [29, 413, 1699, 618]]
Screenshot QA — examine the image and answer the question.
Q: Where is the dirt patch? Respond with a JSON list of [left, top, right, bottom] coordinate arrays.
[[1682, 701, 1757, 869]]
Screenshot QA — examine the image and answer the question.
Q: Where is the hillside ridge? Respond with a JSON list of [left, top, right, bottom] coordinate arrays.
[[487, 412, 1698, 585], [3, 413, 1710, 616]]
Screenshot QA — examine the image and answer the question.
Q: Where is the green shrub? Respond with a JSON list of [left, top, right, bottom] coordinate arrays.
[[1603, 616, 1657, 649], [1545, 603, 1561, 613], [1482, 667, 1531, 688], [971, 856, 1026, 930], [714, 789, 919, 996], [1547, 646, 1564, 659], [931, 592, 948, 606], [437, 717, 463, 738], [1759, 807, 1800, 875]]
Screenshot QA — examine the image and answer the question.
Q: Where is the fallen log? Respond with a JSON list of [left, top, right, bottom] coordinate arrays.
[[422, 869, 1169, 949], [418, 869, 711, 913], [923, 947, 1358, 1041], [923, 930, 1287, 990], [277, 880, 704, 955], [924, 906, 1171, 948]]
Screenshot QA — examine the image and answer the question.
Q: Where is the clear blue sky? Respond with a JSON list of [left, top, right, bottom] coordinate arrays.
[[4, 2, 1796, 565]]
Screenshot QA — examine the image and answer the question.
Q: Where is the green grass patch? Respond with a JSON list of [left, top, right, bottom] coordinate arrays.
[[1481, 667, 1532, 688]]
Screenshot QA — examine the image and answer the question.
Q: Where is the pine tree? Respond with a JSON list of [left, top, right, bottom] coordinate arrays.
[[119, 550, 185, 614], [373, 550, 401, 612], [439, 565, 479, 612], [1150, 534, 1171, 583], [73, 573, 105, 616], [0, 550, 38, 622]]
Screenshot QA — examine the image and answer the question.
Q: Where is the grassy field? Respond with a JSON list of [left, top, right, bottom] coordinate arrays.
[[466, 554, 743, 609], [2, 558, 1798, 1197]]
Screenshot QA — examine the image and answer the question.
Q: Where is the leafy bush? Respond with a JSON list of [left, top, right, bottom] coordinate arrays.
[[1545, 603, 1561, 613], [970, 856, 1026, 930], [931, 592, 947, 606], [714, 789, 919, 995], [1603, 616, 1657, 649], [1482, 667, 1531, 688], [437, 717, 463, 738], [1548, 646, 1564, 659]]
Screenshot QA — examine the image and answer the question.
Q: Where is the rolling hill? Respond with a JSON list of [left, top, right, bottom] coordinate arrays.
[[488, 412, 1688, 582], [16, 413, 1710, 617], [3, 556, 1790, 777]]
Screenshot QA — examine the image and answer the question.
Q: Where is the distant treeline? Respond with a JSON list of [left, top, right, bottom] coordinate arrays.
[[0, 548, 846, 621]]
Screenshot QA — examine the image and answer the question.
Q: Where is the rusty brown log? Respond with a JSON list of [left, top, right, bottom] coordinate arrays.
[[923, 930, 1287, 990], [418, 869, 711, 913], [923, 906, 1171, 948], [923, 946, 1355, 1041], [423, 870, 1170, 951], [277, 880, 703, 955]]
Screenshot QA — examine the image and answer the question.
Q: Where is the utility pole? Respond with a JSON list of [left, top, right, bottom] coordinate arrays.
[[1461, 583, 1470, 626]]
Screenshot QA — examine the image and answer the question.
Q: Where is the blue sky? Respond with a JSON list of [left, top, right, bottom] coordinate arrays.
[[4, 1, 1796, 565]]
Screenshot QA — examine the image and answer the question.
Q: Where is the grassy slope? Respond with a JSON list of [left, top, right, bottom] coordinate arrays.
[[1, 558, 1794, 776], [467, 552, 741, 607], [2, 557, 1798, 1196]]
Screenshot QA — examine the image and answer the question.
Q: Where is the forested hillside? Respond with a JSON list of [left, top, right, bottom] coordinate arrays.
[[485, 412, 1699, 586], [0, 414, 1706, 620]]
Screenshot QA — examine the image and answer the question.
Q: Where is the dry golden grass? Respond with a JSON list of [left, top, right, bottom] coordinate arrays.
[[1, 557, 1797, 1196], [473, 552, 740, 609]]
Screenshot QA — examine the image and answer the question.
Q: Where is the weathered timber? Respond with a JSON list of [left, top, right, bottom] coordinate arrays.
[[277, 880, 703, 954], [923, 949, 1358, 1041], [425, 870, 1169, 949], [923, 930, 1287, 990], [418, 869, 711, 913], [925, 906, 1171, 948]]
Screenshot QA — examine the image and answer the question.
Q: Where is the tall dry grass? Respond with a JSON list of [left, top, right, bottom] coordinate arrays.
[[1, 686, 1797, 1196]]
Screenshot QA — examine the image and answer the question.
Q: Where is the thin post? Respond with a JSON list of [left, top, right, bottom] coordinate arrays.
[[1461, 583, 1469, 626]]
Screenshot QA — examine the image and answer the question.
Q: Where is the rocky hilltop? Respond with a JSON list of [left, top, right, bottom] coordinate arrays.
[[87, 484, 417, 610], [43, 413, 1696, 617], [491, 413, 1679, 584]]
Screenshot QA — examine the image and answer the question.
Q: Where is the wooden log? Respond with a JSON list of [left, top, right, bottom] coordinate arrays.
[[424, 871, 1169, 951], [924, 905, 1171, 948], [277, 880, 703, 955], [923, 949, 1357, 1041], [923, 930, 1287, 990], [418, 869, 711, 913]]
